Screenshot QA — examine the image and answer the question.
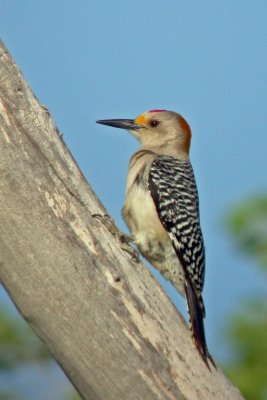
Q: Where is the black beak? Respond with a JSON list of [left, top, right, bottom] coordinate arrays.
[[96, 119, 143, 131]]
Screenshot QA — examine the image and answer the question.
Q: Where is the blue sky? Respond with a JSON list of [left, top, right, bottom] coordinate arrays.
[[1, 0, 267, 396]]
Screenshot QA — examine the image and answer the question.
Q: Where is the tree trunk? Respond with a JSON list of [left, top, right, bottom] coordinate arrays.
[[0, 40, 243, 400]]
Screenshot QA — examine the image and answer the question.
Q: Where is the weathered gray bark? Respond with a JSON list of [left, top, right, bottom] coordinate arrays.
[[0, 40, 243, 400]]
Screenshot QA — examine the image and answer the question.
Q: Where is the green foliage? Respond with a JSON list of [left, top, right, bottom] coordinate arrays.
[[0, 392, 17, 400], [225, 195, 267, 400], [0, 306, 81, 399], [0, 308, 50, 371], [227, 195, 267, 269], [0, 307, 51, 399], [225, 301, 267, 400]]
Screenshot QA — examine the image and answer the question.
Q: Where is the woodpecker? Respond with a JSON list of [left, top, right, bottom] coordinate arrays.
[[96, 110, 214, 366]]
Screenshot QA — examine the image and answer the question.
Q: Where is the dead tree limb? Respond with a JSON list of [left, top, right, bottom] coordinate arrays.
[[0, 41, 243, 400]]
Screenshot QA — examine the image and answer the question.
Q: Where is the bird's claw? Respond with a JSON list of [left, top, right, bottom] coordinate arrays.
[[92, 213, 140, 263]]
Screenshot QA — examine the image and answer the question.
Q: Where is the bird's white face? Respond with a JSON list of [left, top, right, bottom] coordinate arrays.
[[132, 110, 191, 151], [96, 109, 192, 155]]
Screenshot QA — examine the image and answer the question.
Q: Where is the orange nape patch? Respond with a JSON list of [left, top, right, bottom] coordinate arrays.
[[135, 113, 147, 126], [178, 115, 191, 153]]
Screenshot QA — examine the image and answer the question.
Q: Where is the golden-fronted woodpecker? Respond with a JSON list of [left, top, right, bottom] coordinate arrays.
[[96, 109, 214, 367]]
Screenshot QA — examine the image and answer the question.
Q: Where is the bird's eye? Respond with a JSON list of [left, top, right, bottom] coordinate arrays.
[[150, 120, 159, 128]]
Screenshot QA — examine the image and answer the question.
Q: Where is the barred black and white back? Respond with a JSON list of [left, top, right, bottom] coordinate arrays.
[[149, 155, 214, 366]]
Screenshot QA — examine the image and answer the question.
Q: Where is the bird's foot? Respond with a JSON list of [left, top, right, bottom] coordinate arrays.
[[92, 214, 140, 263]]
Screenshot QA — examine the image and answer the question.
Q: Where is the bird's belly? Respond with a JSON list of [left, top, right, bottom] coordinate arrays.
[[136, 231, 185, 295], [122, 187, 185, 295]]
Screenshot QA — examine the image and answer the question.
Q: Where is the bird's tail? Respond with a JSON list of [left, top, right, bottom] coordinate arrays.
[[184, 279, 216, 369]]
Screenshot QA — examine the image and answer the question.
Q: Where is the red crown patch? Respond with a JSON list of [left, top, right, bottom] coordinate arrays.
[[148, 109, 166, 113]]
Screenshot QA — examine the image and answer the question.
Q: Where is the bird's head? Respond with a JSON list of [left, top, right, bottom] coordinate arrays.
[[96, 109, 191, 155]]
